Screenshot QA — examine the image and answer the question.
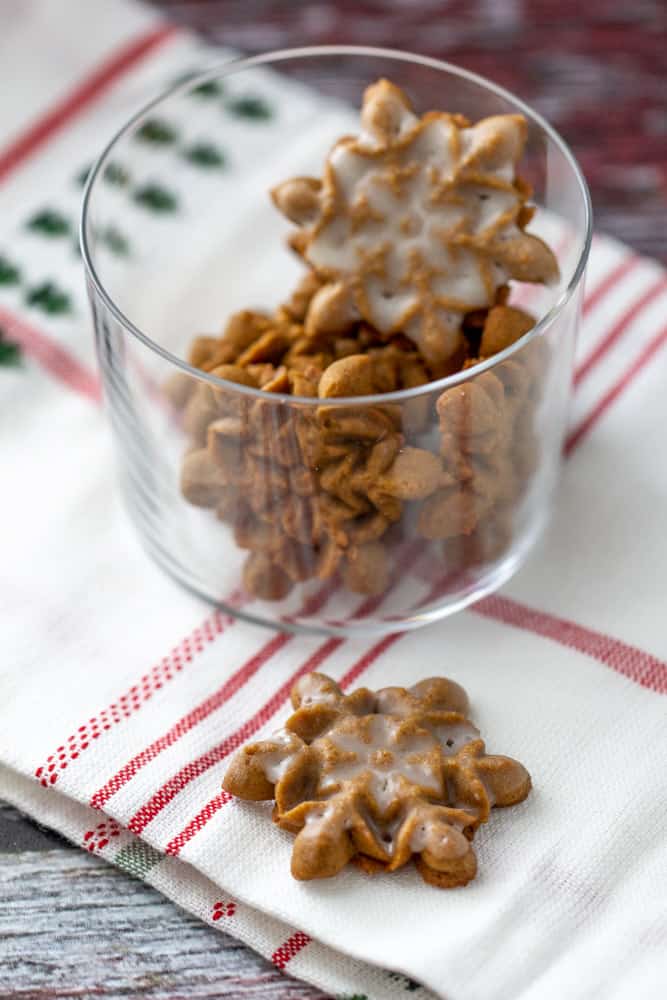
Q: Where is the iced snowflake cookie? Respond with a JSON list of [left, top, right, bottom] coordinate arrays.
[[223, 671, 531, 888], [271, 79, 558, 371]]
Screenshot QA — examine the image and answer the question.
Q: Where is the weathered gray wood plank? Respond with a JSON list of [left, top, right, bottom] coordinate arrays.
[[0, 800, 68, 853], [0, 803, 328, 1000]]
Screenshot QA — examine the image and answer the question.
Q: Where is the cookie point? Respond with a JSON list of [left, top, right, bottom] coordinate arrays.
[[271, 176, 322, 226], [362, 77, 414, 110], [360, 78, 415, 147]]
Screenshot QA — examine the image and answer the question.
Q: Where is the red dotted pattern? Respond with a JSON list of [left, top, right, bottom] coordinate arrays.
[[132, 625, 337, 838], [35, 603, 242, 789], [100, 581, 338, 825], [211, 900, 236, 922], [271, 931, 311, 970], [82, 818, 122, 853]]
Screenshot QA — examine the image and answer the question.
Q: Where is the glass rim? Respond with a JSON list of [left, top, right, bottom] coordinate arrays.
[[80, 43, 593, 407]]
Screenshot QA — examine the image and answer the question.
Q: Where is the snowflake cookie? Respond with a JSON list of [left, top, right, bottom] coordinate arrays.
[[271, 78, 558, 372], [223, 671, 531, 888]]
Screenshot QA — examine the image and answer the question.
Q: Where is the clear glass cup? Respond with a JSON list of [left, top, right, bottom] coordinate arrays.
[[81, 46, 591, 636]]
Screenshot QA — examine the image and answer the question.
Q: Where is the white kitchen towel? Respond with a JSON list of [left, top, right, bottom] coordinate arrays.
[[1, 3, 666, 1000]]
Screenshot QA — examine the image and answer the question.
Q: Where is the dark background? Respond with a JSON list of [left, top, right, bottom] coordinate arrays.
[[150, 0, 667, 264]]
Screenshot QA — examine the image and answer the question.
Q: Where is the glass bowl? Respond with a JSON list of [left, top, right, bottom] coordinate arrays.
[[81, 46, 591, 637]]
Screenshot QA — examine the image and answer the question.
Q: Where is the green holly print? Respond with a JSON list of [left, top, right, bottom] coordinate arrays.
[[133, 183, 179, 213], [0, 255, 21, 285], [25, 281, 72, 315], [0, 327, 22, 367], [27, 209, 71, 238], [102, 225, 130, 256], [76, 163, 92, 187], [191, 78, 225, 98], [103, 161, 131, 187], [171, 70, 225, 98], [226, 95, 273, 120], [135, 118, 179, 145], [183, 142, 227, 169]]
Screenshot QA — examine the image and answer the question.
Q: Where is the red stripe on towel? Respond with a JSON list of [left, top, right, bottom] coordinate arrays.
[[574, 274, 667, 387], [94, 582, 336, 816], [566, 321, 667, 455], [472, 594, 667, 693], [0, 26, 178, 182], [37, 604, 242, 790], [582, 254, 639, 317], [0, 306, 101, 402]]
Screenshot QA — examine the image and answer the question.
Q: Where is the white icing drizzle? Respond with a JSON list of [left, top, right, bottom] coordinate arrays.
[[409, 817, 470, 859], [307, 108, 521, 340], [256, 690, 493, 862], [261, 750, 296, 783], [360, 809, 404, 855], [300, 804, 337, 838], [319, 715, 442, 813], [259, 732, 303, 783]]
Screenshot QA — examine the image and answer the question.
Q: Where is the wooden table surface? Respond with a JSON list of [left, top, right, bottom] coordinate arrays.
[[0, 802, 326, 1000], [3, 2, 665, 997]]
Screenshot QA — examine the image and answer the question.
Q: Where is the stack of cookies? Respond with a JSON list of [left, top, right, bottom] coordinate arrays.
[[167, 79, 558, 601]]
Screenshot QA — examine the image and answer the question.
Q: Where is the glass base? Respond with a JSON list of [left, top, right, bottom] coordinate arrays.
[[135, 510, 547, 639]]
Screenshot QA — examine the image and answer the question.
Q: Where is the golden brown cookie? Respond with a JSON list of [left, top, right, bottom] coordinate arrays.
[[223, 672, 531, 888], [271, 79, 558, 368]]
